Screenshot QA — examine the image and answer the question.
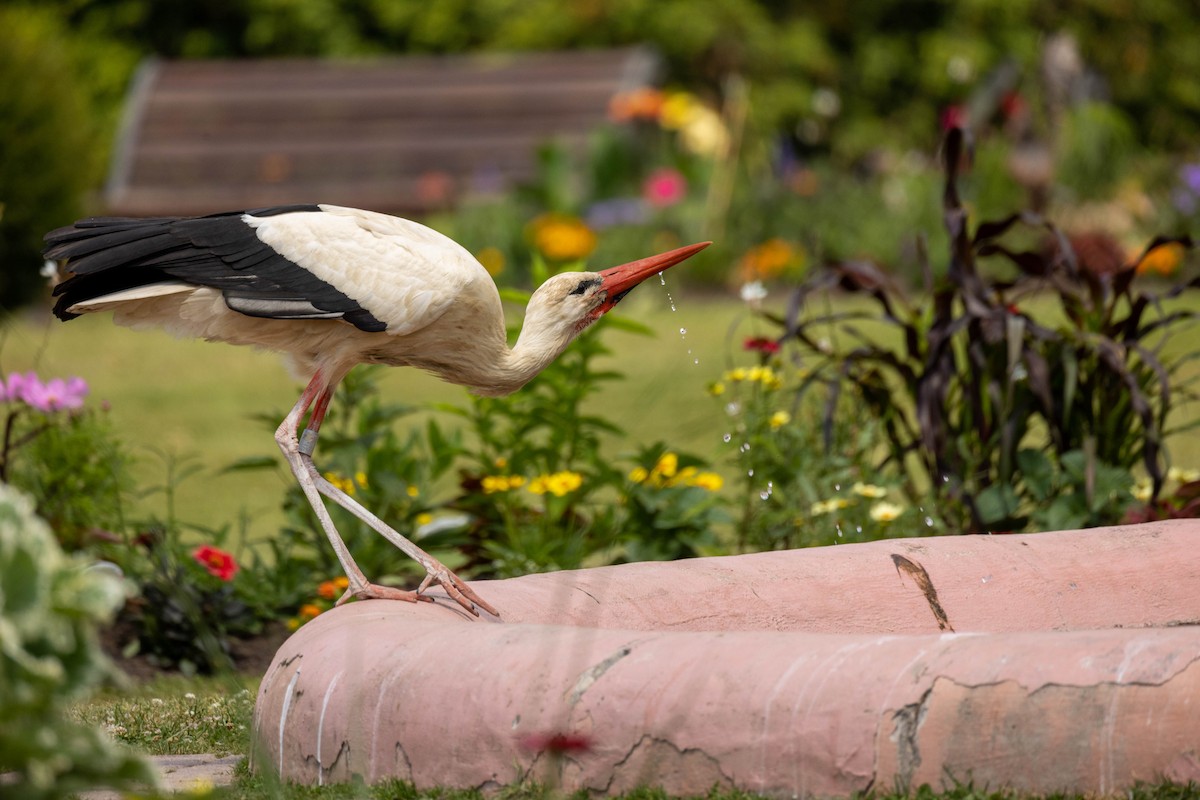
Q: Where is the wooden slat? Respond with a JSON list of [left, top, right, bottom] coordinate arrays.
[[104, 49, 658, 217]]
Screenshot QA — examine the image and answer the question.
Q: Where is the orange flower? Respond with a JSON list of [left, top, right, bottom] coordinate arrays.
[[738, 239, 804, 281], [608, 88, 664, 122], [1136, 242, 1185, 276], [317, 580, 338, 600], [529, 214, 597, 262], [299, 604, 322, 621]]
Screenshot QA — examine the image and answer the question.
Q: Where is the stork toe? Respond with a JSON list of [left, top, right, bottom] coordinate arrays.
[[336, 583, 433, 606]]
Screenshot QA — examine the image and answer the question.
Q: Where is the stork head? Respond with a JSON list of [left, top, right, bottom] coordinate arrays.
[[524, 241, 711, 341]]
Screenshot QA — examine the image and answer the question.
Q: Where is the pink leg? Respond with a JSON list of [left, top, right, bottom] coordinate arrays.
[[279, 371, 498, 617]]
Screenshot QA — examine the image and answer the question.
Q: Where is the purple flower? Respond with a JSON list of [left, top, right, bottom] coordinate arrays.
[[584, 198, 649, 230], [1180, 163, 1200, 195]]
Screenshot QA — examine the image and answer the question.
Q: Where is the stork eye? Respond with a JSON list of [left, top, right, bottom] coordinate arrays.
[[568, 279, 596, 296]]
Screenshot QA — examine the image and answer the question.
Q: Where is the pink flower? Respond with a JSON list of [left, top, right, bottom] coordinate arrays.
[[642, 168, 688, 208], [192, 545, 239, 581], [22, 376, 88, 412], [4, 372, 38, 404]]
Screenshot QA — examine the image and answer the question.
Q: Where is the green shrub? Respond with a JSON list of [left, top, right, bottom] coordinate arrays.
[[769, 129, 1198, 533], [0, 482, 156, 798]]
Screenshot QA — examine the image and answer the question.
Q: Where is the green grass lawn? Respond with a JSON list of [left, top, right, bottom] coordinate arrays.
[[69, 676, 1200, 800], [2, 286, 756, 538]]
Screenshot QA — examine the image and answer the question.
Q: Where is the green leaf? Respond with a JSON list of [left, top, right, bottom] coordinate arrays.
[[1016, 449, 1055, 501], [974, 484, 1021, 528]]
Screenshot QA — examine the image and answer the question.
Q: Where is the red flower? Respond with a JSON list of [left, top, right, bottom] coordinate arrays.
[[192, 545, 239, 581], [743, 337, 781, 354], [517, 732, 593, 755]]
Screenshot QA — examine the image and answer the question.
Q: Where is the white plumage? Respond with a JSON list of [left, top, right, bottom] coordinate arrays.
[[45, 204, 708, 617]]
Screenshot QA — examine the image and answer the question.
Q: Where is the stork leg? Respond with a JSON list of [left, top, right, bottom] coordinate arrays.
[[275, 370, 428, 607], [276, 370, 496, 617]]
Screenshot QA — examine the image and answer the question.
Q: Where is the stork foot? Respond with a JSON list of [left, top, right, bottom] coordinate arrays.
[[336, 583, 434, 606], [419, 565, 500, 618]]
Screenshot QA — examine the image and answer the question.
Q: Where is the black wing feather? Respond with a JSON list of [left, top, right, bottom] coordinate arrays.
[[45, 205, 387, 332]]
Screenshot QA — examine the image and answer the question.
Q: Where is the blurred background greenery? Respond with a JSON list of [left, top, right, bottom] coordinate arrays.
[[5, 0, 1200, 307], [4, 0, 1200, 676]]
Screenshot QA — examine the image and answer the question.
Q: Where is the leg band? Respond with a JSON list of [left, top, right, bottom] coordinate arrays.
[[299, 428, 319, 457]]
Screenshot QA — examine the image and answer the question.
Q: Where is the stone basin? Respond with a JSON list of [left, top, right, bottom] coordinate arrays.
[[254, 520, 1200, 796]]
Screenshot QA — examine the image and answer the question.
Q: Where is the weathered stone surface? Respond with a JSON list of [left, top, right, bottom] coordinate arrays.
[[254, 521, 1200, 796]]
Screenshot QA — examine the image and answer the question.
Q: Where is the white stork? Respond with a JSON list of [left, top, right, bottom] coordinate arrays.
[[44, 203, 709, 617]]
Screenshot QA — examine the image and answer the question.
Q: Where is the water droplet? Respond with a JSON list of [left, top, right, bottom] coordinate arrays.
[[833, 483, 841, 492], [747, 468, 755, 477], [981, 575, 992, 584], [722, 432, 732, 443], [855, 525, 863, 534], [835, 524, 844, 538], [693, 358, 700, 365], [658, 272, 666, 285], [739, 442, 751, 453], [679, 327, 687, 336], [725, 402, 741, 416], [759, 490, 771, 500], [924, 516, 934, 527]]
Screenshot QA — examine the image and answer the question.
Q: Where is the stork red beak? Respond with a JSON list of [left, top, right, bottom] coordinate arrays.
[[596, 241, 711, 314]]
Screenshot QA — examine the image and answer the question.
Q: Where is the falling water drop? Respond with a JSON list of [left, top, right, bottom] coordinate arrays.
[[679, 327, 687, 336], [759, 481, 774, 501], [835, 524, 844, 538], [658, 272, 666, 285], [739, 442, 751, 453], [924, 516, 934, 527], [722, 432, 732, 443], [855, 525, 863, 534], [747, 468, 755, 478], [725, 402, 741, 416], [833, 483, 841, 492]]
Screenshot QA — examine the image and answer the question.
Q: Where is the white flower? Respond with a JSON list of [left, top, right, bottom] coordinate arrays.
[[740, 281, 768, 308]]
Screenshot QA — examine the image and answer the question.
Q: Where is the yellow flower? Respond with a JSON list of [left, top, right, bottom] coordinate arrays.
[[869, 501, 904, 523], [628, 466, 650, 483], [529, 213, 597, 262], [323, 472, 355, 495], [852, 482, 888, 499], [725, 368, 748, 383], [1131, 479, 1153, 502], [690, 472, 724, 491], [477, 246, 505, 277], [708, 382, 726, 396], [333, 576, 349, 590], [415, 513, 433, 526], [405, 485, 419, 498], [659, 91, 699, 130], [355, 471, 369, 489], [494, 457, 508, 469], [769, 411, 791, 429], [528, 471, 584, 497], [482, 475, 525, 494], [299, 603, 322, 621], [810, 498, 851, 516], [1168, 466, 1200, 484], [679, 106, 730, 157], [652, 452, 678, 480], [286, 618, 301, 632]]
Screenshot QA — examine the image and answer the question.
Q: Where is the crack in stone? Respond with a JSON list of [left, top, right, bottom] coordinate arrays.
[[601, 734, 735, 795], [891, 553, 954, 632], [890, 684, 933, 792]]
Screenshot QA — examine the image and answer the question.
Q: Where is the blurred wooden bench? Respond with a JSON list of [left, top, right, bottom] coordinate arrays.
[[104, 49, 659, 217]]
